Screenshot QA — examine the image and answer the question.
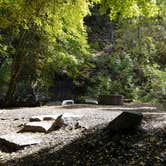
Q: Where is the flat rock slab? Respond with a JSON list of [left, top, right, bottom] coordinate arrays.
[[108, 111, 143, 131], [20, 121, 56, 133], [0, 133, 42, 152]]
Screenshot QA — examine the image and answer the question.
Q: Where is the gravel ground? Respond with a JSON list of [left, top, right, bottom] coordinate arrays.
[[0, 104, 165, 165]]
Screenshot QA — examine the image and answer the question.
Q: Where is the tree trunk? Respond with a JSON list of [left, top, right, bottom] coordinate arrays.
[[5, 55, 23, 106]]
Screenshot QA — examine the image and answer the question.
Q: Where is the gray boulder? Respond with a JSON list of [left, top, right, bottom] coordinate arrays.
[[108, 111, 143, 131]]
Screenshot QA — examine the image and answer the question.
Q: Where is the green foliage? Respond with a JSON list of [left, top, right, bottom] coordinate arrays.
[[98, 0, 158, 19], [83, 53, 136, 99], [0, 0, 165, 103], [86, 73, 111, 97], [81, 0, 166, 102], [0, 0, 91, 102], [142, 65, 166, 102]]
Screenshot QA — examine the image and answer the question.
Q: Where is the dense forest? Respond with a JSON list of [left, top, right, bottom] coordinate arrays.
[[0, 0, 165, 106], [0, 1, 166, 166]]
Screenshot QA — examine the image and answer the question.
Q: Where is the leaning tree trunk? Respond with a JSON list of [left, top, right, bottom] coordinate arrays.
[[5, 27, 31, 106], [4, 4, 46, 107], [5, 55, 23, 106]]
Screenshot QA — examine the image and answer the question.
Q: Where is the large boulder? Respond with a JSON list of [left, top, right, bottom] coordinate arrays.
[[108, 111, 143, 131]]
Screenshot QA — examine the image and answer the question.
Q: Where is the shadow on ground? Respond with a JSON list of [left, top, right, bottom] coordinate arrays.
[[2, 125, 166, 166]]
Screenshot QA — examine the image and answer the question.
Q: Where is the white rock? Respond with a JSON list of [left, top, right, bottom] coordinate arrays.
[[85, 99, 98, 105], [62, 100, 74, 106]]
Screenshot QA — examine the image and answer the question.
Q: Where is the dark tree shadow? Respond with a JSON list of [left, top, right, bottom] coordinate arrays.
[[2, 125, 166, 166]]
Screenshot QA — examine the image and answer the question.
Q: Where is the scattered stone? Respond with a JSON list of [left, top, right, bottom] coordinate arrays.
[[30, 113, 82, 122], [98, 95, 124, 105], [30, 114, 60, 122], [85, 99, 98, 105], [62, 100, 74, 106], [0, 133, 42, 152], [50, 114, 82, 130], [19, 113, 81, 133], [108, 111, 143, 131], [21, 114, 83, 132], [59, 117, 81, 130]]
